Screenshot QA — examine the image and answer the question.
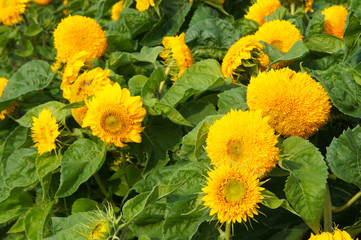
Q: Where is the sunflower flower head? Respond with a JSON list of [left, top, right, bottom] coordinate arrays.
[[111, 1, 124, 21], [135, 0, 155, 12], [245, 0, 282, 25], [32, 0, 51, 5], [0, 0, 29, 26], [53, 15, 107, 64], [247, 68, 331, 139], [82, 83, 147, 147], [221, 35, 263, 82], [160, 32, 193, 81], [0, 77, 17, 120], [31, 109, 60, 154], [304, 0, 314, 13], [322, 5, 348, 39], [65, 68, 112, 125], [206, 109, 280, 177], [309, 228, 357, 240], [202, 164, 264, 224]]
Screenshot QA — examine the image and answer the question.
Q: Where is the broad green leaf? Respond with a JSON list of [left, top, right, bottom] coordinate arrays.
[[344, 12, 361, 52], [326, 126, 361, 188], [304, 34, 345, 54], [0, 189, 32, 224], [17, 101, 70, 128], [112, 8, 151, 38], [0, 148, 38, 202], [217, 86, 248, 114], [71, 198, 99, 214], [24, 24, 42, 37], [15, 39, 33, 57], [264, 7, 287, 22], [8, 217, 25, 233], [1, 126, 31, 162], [25, 204, 54, 240], [261, 190, 298, 216], [305, 12, 325, 38], [128, 75, 148, 96], [141, 67, 166, 100], [131, 46, 163, 64], [55, 139, 107, 198], [279, 137, 328, 233], [160, 59, 225, 108], [268, 224, 310, 240], [179, 101, 217, 126], [0, 60, 55, 102], [152, 103, 193, 127], [36, 153, 61, 200], [188, 4, 221, 27], [233, 18, 259, 37]]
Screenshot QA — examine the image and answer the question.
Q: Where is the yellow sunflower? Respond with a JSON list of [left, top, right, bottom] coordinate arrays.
[[53, 15, 107, 64], [111, 1, 123, 21], [0, 77, 17, 120], [82, 83, 146, 147], [31, 109, 60, 154], [247, 68, 331, 139], [32, 0, 51, 5], [322, 5, 348, 39], [65, 68, 112, 126], [245, 0, 282, 25], [0, 0, 29, 26], [135, 0, 155, 12], [254, 19, 303, 68], [221, 35, 263, 81], [202, 164, 264, 224], [206, 110, 280, 177], [304, 0, 313, 13], [160, 32, 193, 81], [89, 220, 109, 239], [309, 228, 357, 240]]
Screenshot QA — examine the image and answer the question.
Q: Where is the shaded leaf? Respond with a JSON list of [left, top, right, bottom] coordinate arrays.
[[217, 86, 248, 114]]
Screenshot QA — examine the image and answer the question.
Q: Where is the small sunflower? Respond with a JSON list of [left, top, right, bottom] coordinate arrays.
[[221, 35, 263, 82], [111, 1, 123, 21], [322, 5, 348, 39], [65, 68, 112, 125], [0, 0, 29, 26], [202, 164, 264, 224], [0, 77, 17, 120], [32, 0, 51, 5], [160, 32, 193, 81], [31, 109, 60, 154], [245, 0, 282, 25], [247, 68, 331, 139], [304, 0, 313, 13], [206, 110, 280, 177], [53, 15, 107, 64], [135, 0, 155, 12], [82, 83, 146, 147], [89, 220, 110, 239], [309, 228, 357, 240]]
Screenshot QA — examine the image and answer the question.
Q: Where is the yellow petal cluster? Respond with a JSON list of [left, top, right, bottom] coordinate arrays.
[[111, 1, 124, 21], [31, 109, 60, 154], [0, 0, 29, 26], [0, 77, 17, 120], [89, 220, 110, 239], [245, 0, 282, 25], [309, 228, 357, 240], [53, 15, 107, 64], [202, 164, 264, 224], [32, 0, 51, 5], [304, 0, 314, 13], [160, 32, 193, 81], [247, 68, 331, 139], [206, 110, 280, 177], [322, 5, 348, 39], [135, 0, 155, 12], [221, 35, 263, 81], [82, 83, 146, 147]]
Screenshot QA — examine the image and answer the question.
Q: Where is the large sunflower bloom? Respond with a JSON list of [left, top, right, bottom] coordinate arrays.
[[254, 19, 303, 68], [202, 164, 264, 224], [32, 0, 51, 5], [31, 109, 60, 154], [53, 15, 107, 64], [245, 0, 282, 25], [160, 32, 193, 81], [309, 228, 357, 240], [206, 110, 280, 177], [221, 35, 263, 81], [135, 0, 155, 12], [82, 83, 146, 147], [322, 5, 348, 39], [111, 1, 123, 21], [65, 68, 112, 126], [0, 77, 17, 120], [0, 0, 29, 26], [247, 68, 331, 139]]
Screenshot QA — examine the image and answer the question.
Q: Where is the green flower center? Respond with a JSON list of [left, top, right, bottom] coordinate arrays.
[[222, 179, 247, 204], [227, 140, 243, 159]]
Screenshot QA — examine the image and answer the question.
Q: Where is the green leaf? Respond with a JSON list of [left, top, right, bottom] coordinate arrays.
[[15, 39, 34, 57], [0, 189, 32, 224], [233, 18, 259, 37], [24, 24, 42, 37], [326, 126, 361, 188], [55, 139, 107, 198], [160, 59, 225, 108], [261, 190, 298, 216], [305, 12, 325, 38], [344, 12, 361, 52], [17, 101, 70, 128], [8, 217, 25, 233], [279, 137, 328, 233], [1, 126, 31, 162], [268, 224, 310, 240], [179, 101, 217, 126], [141, 67, 166, 100], [71, 198, 99, 214], [264, 7, 287, 22], [152, 103, 193, 127], [131, 46, 164, 64], [36, 153, 61, 200], [128, 75, 148, 96], [25, 204, 54, 240], [0, 60, 55, 102], [112, 8, 152, 38], [304, 34, 345, 54], [217, 86, 248, 114]]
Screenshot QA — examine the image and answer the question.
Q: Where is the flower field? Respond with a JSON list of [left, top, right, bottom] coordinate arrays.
[[1, 0, 361, 239]]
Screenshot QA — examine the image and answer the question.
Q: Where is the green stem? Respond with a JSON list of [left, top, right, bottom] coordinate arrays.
[[121, 151, 129, 188], [22, 14, 42, 59], [225, 223, 231, 240], [290, 2, 295, 15], [94, 173, 108, 197], [323, 183, 333, 233], [332, 190, 361, 213]]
